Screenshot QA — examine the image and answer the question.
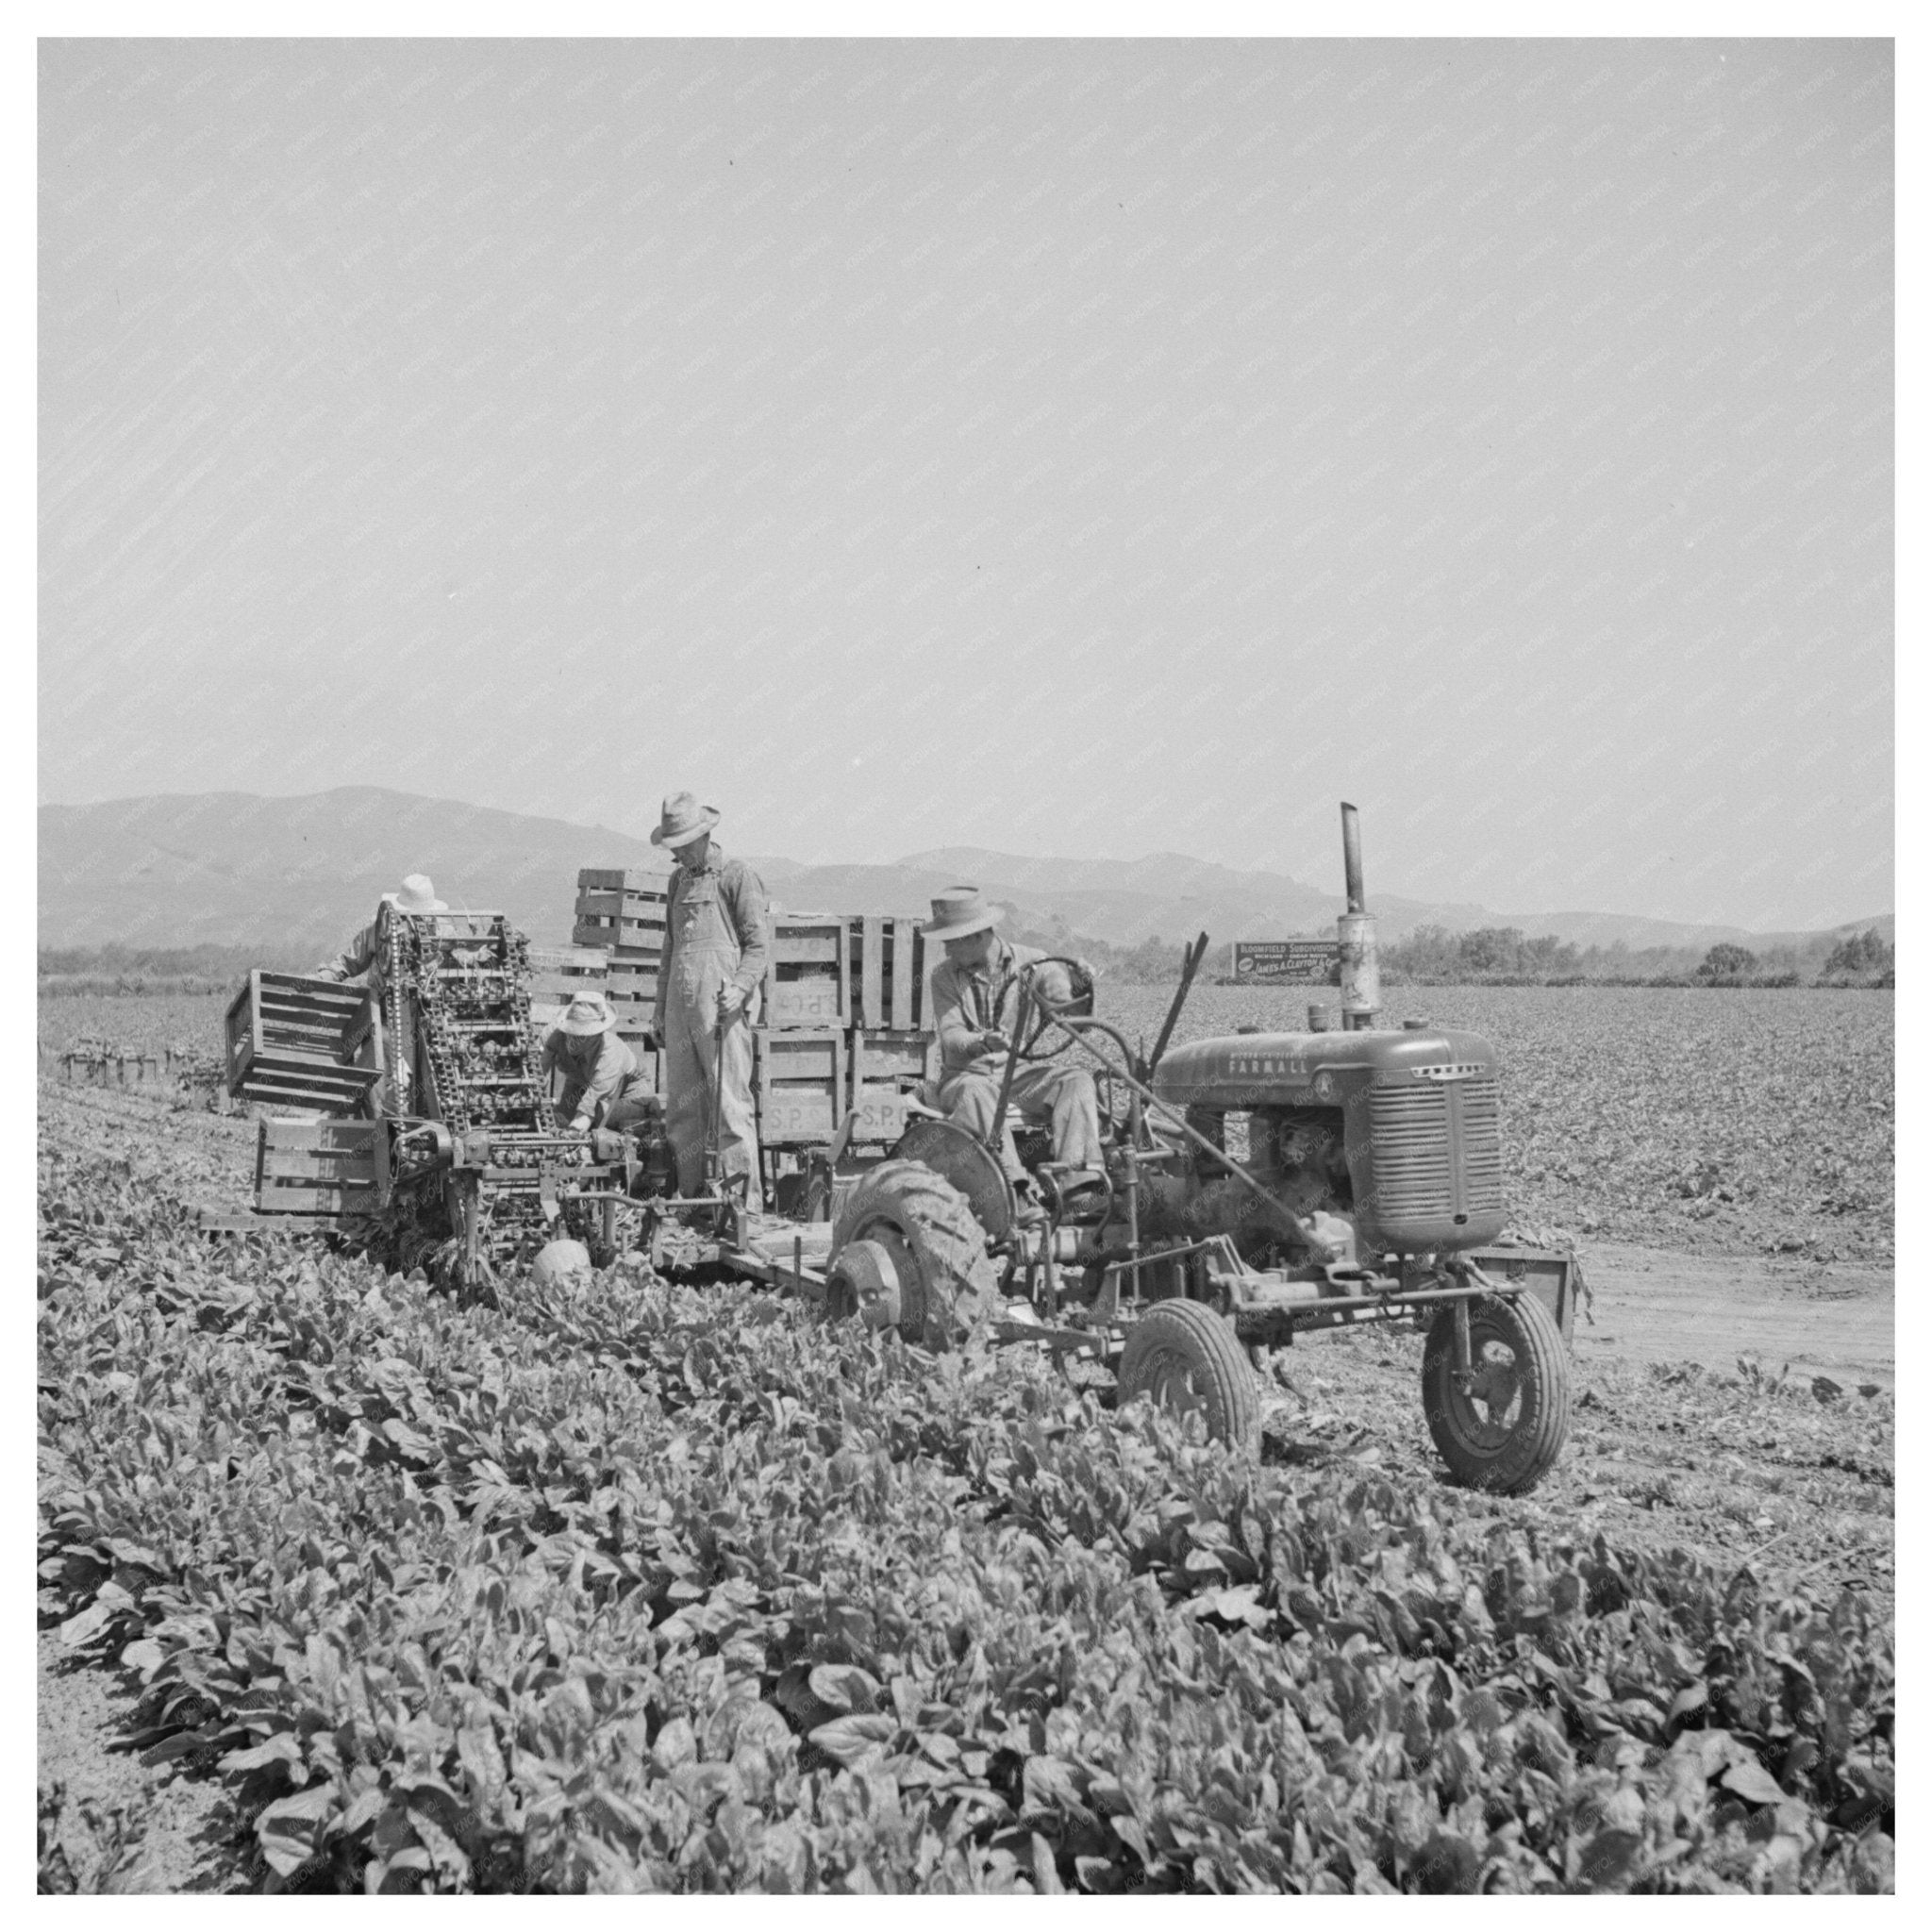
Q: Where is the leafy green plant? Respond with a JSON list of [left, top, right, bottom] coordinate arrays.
[[38, 1151, 1893, 1893]]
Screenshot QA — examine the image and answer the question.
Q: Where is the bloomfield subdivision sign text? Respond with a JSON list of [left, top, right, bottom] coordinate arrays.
[[1231, 941, 1341, 984]]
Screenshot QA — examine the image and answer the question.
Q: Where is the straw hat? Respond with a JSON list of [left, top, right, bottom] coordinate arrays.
[[650, 791, 722, 848], [921, 887, 1003, 942], [557, 993, 617, 1037], [388, 874, 448, 914]]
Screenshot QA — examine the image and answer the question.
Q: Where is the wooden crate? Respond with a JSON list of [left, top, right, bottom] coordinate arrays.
[[849, 1028, 930, 1086], [848, 916, 929, 1030], [852, 1083, 919, 1143], [574, 876, 670, 954], [578, 867, 672, 894], [757, 1028, 844, 1145], [763, 913, 848, 1029], [254, 1119, 382, 1220], [603, 955, 660, 999], [225, 972, 381, 1114], [527, 944, 608, 1007]]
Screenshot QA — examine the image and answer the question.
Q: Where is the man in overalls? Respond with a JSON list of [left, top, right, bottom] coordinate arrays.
[[650, 793, 771, 1208]]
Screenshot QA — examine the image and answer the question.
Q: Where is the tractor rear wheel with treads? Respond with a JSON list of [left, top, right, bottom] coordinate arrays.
[[1116, 1298, 1259, 1455], [829, 1159, 997, 1350]]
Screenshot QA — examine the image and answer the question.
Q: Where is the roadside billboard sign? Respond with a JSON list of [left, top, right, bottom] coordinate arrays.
[[1231, 940, 1340, 984]]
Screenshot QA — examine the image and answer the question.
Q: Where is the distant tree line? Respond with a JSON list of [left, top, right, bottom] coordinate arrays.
[[1379, 923, 1893, 990], [38, 921, 1894, 1000], [38, 941, 315, 996]]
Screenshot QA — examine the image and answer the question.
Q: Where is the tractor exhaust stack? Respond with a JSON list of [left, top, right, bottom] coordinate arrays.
[[1337, 802, 1380, 1031]]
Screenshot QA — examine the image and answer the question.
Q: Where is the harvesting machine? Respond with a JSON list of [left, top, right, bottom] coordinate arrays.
[[219, 808, 1580, 1493], [222, 909, 645, 1282]]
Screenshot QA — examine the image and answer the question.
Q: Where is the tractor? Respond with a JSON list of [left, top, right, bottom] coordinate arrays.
[[670, 805, 1581, 1494]]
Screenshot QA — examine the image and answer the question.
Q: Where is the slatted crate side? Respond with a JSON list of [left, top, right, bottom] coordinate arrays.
[[578, 867, 675, 895], [847, 916, 928, 1030], [890, 919, 926, 1030], [763, 913, 848, 1029], [234, 1063, 378, 1102], [575, 887, 670, 953], [756, 1030, 842, 1082], [573, 916, 666, 952], [760, 1089, 840, 1143], [529, 943, 608, 974], [226, 972, 381, 1105], [756, 1028, 844, 1145], [603, 953, 661, 981], [769, 916, 844, 965], [852, 1083, 918, 1143], [850, 1030, 930, 1083], [254, 1119, 381, 1215]]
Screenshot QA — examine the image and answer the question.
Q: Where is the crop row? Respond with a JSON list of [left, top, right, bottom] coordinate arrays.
[[38, 1153, 1893, 1893]]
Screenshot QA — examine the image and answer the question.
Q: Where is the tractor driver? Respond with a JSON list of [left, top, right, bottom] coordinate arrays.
[[924, 887, 1105, 1208]]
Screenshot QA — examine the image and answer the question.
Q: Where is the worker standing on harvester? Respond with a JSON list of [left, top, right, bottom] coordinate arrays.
[[541, 992, 656, 1134], [650, 792, 770, 1209], [311, 873, 448, 1116], [925, 887, 1105, 1204]]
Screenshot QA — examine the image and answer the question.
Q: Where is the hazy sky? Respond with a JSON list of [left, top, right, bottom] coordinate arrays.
[[39, 37, 1892, 929]]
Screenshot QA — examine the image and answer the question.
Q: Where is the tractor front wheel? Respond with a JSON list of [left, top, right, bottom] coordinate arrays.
[[828, 1159, 997, 1350], [1422, 1291, 1571, 1494], [1116, 1298, 1260, 1456]]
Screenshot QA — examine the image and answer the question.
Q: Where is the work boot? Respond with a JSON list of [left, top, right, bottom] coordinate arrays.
[[1011, 1180, 1048, 1231]]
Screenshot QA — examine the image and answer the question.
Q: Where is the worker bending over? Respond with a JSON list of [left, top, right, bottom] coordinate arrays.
[[541, 993, 655, 1134]]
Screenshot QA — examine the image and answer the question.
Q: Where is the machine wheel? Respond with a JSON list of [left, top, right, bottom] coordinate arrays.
[[1116, 1298, 1260, 1456], [829, 1159, 997, 1350], [1422, 1291, 1571, 1494]]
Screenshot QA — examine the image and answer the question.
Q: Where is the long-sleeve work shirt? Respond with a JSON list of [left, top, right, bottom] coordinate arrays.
[[930, 937, 1048, 1079], [653, 848, 771, 1031], [313, 902, 392, 990], [541, 1028, 641, 1124]]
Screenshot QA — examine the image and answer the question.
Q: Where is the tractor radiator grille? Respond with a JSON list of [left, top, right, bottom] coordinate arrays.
[[1365, 1077, 1505, 1246]]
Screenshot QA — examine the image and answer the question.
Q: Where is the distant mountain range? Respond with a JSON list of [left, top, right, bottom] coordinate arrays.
[[38, 788, 1890, 960]]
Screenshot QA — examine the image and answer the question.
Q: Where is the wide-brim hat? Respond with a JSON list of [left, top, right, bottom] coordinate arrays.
[[558, 994, 618, 1036], [389, 874, 448, 914], [651, 791, 722, 848], [922, 886, 1003, 942]]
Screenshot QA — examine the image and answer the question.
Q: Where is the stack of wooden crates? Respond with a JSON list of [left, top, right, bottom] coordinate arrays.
[[545, 869, 938, 1181], [523, 868, 674, 1091], [758, 912, 935, 1165]]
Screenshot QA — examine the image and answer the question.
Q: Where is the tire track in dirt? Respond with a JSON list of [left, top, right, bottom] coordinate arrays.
[[1577, 1241, 1892, 1388]]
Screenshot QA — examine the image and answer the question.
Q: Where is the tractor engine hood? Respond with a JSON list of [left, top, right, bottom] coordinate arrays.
[[1153, 1026, 1501, 1109]]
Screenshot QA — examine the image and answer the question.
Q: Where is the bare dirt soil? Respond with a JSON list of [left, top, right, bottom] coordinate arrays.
[[1578, 1241, 1892, 1390], [37, 1634, 242, 1892]]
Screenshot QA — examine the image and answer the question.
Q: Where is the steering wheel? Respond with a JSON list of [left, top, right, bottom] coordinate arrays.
[[1010, 956, 1096, 1063]]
